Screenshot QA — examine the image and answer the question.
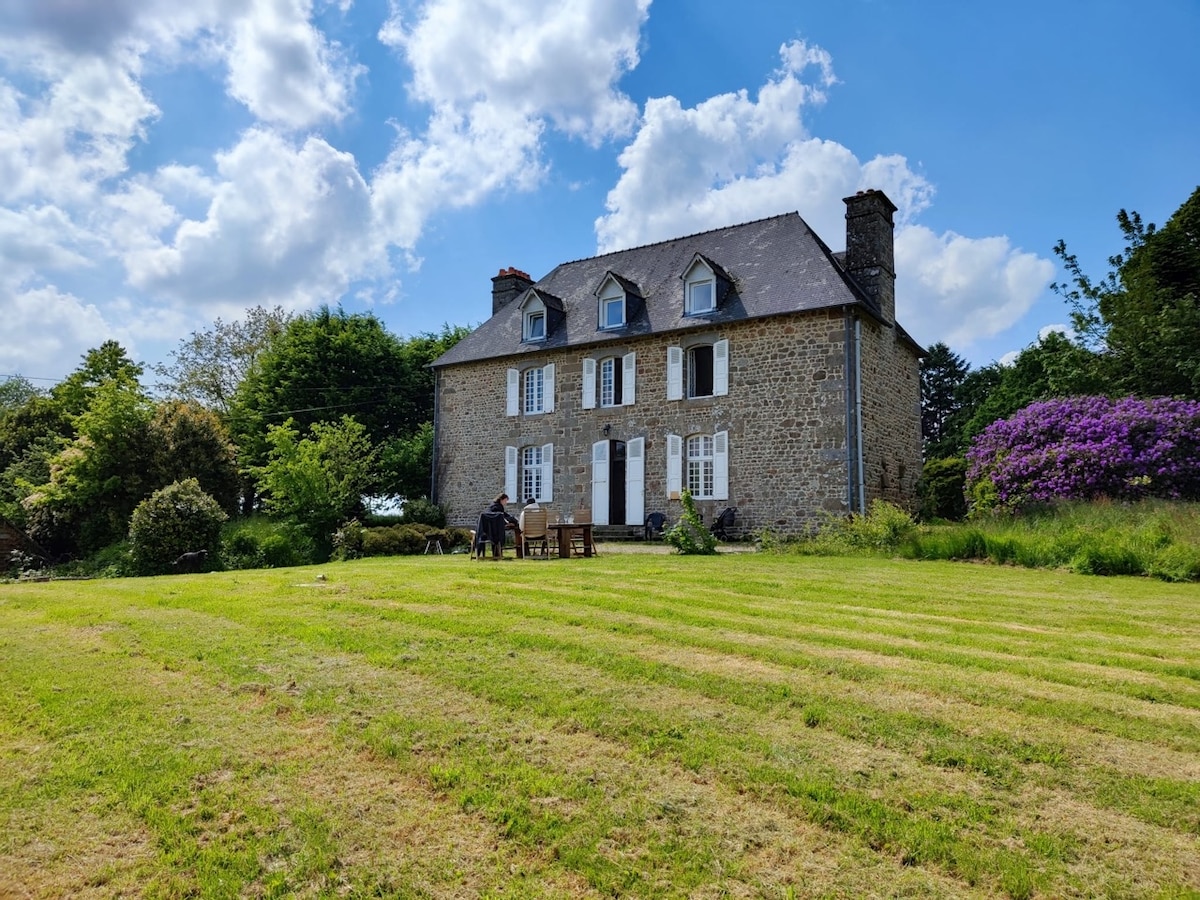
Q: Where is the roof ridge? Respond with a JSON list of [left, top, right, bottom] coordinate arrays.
[[555, 211, 800, 269]]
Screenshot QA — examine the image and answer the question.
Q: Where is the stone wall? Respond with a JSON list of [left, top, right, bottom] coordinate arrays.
[[435, 307, 915, 535], [856, 317, 923, 510]]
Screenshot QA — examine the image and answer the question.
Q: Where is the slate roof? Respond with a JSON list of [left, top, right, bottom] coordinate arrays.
[[432, 211, 895, 368]]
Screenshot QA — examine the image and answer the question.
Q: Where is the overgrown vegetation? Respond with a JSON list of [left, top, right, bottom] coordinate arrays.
[[662, 489, 718, 554], [128, 479, 227, 575], [3, 555, 1196, 897]]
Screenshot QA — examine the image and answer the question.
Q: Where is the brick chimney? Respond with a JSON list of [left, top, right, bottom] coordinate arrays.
[[491, 266, 535, 316], [842, 190, 897, 324]]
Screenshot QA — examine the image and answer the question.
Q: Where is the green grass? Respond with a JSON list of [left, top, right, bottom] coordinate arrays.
[[902, 500, 1200, 581], [2, 554, 1198, 897]]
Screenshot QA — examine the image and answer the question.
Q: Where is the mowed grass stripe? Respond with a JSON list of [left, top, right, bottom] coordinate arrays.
[[3, 553, 1198, 898]]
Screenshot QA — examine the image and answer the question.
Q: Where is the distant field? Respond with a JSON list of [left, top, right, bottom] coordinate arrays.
[[1, 554, 1197, 898]]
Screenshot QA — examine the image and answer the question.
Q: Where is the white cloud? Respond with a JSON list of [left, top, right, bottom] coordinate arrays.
[[0, 286, 124, 379], [595, 39, 933, 251], [223, 0, 363, 129], [894, 226, 1054, 350], [383, 0, 648, 144], [126, 128, 382, 314], [372, 0, 650, 253]]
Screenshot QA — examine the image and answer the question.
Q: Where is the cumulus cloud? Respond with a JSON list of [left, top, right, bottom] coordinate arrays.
[[126, 128, 382, 312], [223, 0, 363, 129], [594, 39, 931, 251], [373, 0, 650, 251], [895, 226, 1054, 350], [0, 286, 125, 379]]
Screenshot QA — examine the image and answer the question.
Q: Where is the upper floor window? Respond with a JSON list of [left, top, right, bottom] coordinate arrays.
[[599, 281, 625, 329], [524, 309, 545, 342], [507, 363, 555, 416], [524, 367, 545, 413], [683, 257, 719, 316], [600, 357, 623, 407], [666, 339, 729, 401]]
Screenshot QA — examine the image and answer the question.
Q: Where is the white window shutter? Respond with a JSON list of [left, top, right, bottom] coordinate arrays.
[[667, 433, 682, 497], [543, 363, 555, 413], [622, 352, 636, 405], [541, 443, 554, 503], [506, 368, 519, 416], [582, 358, 596, 410], [713, 430, 729, 501], [714, 339, 729, 396], [505, 446, 518, 500], [591, 440, 609, 525], [667, 346, 683, 401], [625, 436, 645, 525]]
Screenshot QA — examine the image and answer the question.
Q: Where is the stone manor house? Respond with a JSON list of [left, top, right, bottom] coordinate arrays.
[[430, 189, 923, 535]]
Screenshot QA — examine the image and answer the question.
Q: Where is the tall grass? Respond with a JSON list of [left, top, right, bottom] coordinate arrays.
[[902, 500, 1200, 581]]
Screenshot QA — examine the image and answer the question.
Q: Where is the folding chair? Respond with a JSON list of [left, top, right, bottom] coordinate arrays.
[[521, 508, 550, 558], [570, 509, 597, 557], [710, 507, 737, 541]]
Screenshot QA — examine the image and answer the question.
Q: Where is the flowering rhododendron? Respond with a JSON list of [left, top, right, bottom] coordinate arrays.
[[966, 396, 1200, 508]]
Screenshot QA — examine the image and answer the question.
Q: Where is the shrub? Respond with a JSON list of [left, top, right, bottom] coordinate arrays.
[[663, 491, 718, 555], [399, 496, 447, 527], [221, 517, 319, 570], [128, 479, 227, 575], [919, 457, 967, 521], [967, 396, 1200, 511], [333, 522, 470, 559]]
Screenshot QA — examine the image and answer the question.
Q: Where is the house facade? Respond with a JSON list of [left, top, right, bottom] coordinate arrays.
[[431, 190, 922, 535]]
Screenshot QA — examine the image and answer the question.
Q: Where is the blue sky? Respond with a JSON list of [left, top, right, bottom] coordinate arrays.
[[2, 0, 1197, 385]]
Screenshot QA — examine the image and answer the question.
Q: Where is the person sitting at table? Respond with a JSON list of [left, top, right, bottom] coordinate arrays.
[[518, 496, 540, 532], [476, 493, 518, 558]]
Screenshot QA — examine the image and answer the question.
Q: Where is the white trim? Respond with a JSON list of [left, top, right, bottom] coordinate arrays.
[[543, 363, 555, 413], [625, 436, 645, 525], [667, 346, 683, 401], [541, 443, 554, 503], [713, 430, 729, 501], [505, 446, 518, 500], [582, 358, 596, 409], [506, 368, 519, 416], [591, 440, 609, 525], [622, 351, 636, 405], [667, 433, 682, 497], [714, 339, 729, 396]]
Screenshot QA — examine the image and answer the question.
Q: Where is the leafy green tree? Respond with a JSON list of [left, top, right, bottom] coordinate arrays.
[[0, 376, 42, 411], [921, 342, 971, 460], [150, 401, 240, 514], [50, 341, 144, 418], [153, 306, 293, 414], [1054, 186, 1200, 397], [254, 416, 378, 550], [24, 376, 156, 554], [128, 479, 227, 575]]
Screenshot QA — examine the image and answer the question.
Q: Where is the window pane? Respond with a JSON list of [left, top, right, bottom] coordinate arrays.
[[522, 446, 543, 500], [686, 435, 714, 498], [524, 367, 544, 413], [526, 312, 545, 340], [689, 280, 714, 313], [600, 358, 614, 407], [602, 297, 623, 327], [688, 345, 714, 397]]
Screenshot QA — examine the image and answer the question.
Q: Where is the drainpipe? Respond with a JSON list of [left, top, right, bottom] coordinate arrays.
[[854, 317, 866, 514]]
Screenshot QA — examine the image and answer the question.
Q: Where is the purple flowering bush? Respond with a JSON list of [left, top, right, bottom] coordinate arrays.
[[966, 396, 1200, 510]]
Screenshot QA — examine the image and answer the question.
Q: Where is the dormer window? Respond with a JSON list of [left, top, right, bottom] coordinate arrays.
[[683, 256, 721, 316], [596, 275, 627, 330], [525, 309, 545, 341]]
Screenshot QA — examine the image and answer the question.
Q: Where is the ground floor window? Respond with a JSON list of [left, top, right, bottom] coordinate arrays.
[[686, 434, 715, 498], [522, 445, 544, 500]]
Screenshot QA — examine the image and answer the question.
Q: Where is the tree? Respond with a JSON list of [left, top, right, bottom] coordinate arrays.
[[50, 341, 145, 418], [153, 306, 293, 414], [254, 416, 378, 550], [920, 342, 971, 459], [0, 376, 41, 411], [24, 375, 157, 554], [1053, 186, 1200, 397], [150, 401, 240, 514]]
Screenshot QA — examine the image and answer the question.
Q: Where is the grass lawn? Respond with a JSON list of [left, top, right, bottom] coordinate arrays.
[[1, 553, 1197, 898]]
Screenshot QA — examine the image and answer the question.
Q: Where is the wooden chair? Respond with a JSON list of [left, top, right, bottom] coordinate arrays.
[[570, 508, 597, 557], [520, 508, 550, 558]]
